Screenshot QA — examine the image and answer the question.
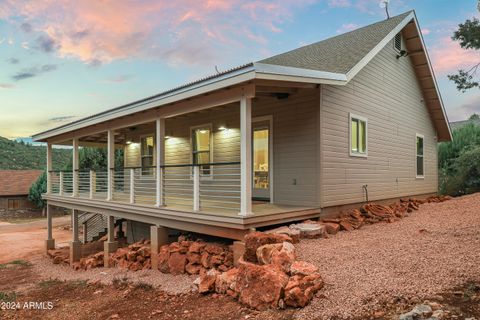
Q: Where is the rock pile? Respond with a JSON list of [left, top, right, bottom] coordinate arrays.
[[195, 232, 323, 310], [109, 240, 152, 271], [72, 252, 105, 270], [156, 240, 234, 275], [47, 248, 69, 265]]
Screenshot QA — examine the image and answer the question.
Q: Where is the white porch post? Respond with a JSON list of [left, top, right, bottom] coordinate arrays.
[[240, 95, 253, 216], [46, 143, 52, 194], [155, 118, 165, 207], [107, 130, 114, 201], [59, 171, 64, 196], [89, 170, 95, 199], [72, 138, 79, 197], [129, 168, 135, 204], [193, 165, 200, 212]]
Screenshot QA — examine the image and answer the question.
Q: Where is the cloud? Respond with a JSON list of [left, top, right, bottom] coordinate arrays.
[[421, 28, 431, 36], [7, 57, 19, 64], [337, 23, 359, 33], [0, 83, 15, 89], [11, 64, 58, 81], [0, 0, 316, 66], [34, 34, 58, 53], [49, 116, 76, 122], [328, 0, 351, 8], [20, 22, 32, 33], [429, 37, 480, 74], [104, 74, 133, 83]]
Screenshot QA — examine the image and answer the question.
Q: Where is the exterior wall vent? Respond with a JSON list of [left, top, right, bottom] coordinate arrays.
[[394, 33, 402, 52]]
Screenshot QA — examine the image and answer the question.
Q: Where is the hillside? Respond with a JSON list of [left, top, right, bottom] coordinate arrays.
[[0, 136, 71, 170]]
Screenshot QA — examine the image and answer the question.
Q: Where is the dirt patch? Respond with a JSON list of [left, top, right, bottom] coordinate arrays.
[[0, 262, 39, 293], [0, 217, 72, 263], [1, 278, 294, 320]]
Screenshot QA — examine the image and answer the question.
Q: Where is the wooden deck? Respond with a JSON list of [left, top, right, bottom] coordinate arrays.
[[44, 194, 321, 240]]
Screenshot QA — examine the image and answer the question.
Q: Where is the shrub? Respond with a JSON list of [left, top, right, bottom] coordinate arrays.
[[28, 171, 47, 209]]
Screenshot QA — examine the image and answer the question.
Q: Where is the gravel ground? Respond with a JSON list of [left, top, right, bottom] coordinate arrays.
[[294, 193, 480, 319], [29, 255, 196, 295]]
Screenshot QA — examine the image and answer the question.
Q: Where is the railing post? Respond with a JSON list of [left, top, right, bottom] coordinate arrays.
[[59, 171, 64, 196], [156, 118, 165, 207], [89, 170, 95, 199], [107, 130, 114, 201], [46, 143, 52, 194], [72, 138, 79, 197], [193, 165, 200, 212], [130, 168, 135, 204]]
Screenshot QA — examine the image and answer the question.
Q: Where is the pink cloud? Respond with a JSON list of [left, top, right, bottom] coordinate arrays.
[[0, 0, 315, 66], [421, 28, 431, 35], [429, 37, 480, 74], [337, 23, 359, 33]]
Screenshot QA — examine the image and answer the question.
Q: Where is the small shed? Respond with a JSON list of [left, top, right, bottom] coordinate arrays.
[[0, 170, 43, 211]]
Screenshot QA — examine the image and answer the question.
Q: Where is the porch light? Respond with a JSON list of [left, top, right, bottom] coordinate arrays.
[[218, 126, 227, 131], [126, 140, 132, 145]]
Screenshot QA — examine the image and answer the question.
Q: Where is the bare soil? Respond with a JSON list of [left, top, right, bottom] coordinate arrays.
[[0, 217, 72, 263], [1, 194, 479, 319]]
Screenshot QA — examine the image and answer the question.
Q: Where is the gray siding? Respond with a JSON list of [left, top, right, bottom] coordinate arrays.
[[123, 89, 320, 207], [320, 38, 438, 207]]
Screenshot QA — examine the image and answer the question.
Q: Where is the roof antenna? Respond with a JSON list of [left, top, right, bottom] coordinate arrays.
[[380, 0, 390, 19], [214, 65, 220, 74]]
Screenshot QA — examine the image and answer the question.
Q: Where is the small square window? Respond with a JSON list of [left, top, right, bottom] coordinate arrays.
[[350, 114, 367, 157]]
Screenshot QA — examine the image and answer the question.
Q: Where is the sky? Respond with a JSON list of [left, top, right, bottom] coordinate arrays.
[[0, 0, 479, 139]]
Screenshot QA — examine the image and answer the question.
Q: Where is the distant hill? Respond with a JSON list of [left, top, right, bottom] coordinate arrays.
[[0, 136, 71, 170]]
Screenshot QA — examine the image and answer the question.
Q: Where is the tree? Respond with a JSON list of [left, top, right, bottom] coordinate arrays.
[[448, 3, 480, 91], [64, 147, 124, 171], [28, 171, 47, 209]]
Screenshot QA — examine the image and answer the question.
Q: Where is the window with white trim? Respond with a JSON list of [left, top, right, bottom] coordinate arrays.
[[416, 134, 424, 177], [350, 114, 367, 156], [192, 126, 212, 175]]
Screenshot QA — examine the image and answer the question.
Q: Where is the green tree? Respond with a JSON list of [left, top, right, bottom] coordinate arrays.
[[448, 2, 480, 91], [64, 147, 124, 171], [28, 171, 47, 209]]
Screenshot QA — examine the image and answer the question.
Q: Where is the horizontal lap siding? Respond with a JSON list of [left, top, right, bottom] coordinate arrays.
[[320, 38, 438, 207], [254, 89, 320, 207], [123, 90, 321, 207]]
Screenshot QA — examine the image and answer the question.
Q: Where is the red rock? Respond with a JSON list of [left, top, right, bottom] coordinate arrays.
[[284, 286, 312, 307], [185, 262, 202, 275], [188, 242, 206, 253], [198, 269, 220, 293], [290, 261, 319, 276], [180, 240, 193, 248], [270, 242, 296, 273], [129, 261, 143, 271], [158, 245, 170, 273], [256, 243, 283, 265], [319, 222, 340, 235], [200, 252, 212, 269], [215, 268, 239, 294], [210, 254, 224, 266], [236, 261, 289, 310], [284, 273, 323, 307], [205, 244, 224, 255], [186, 252, 201, 264], [244, 232, 293, 263], [339, 220, 354, 231], [168, 252, 187, 275], [266, 226, 301, 243]]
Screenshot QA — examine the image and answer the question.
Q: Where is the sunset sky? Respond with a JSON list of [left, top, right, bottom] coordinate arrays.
[[0, 0, 479, 139]]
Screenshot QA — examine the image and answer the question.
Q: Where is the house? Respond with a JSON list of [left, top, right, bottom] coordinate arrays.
[[0, 170, 43, 212], [32, 10, 451, 267]]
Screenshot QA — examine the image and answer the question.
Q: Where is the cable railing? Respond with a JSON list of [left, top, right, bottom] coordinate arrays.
[[47, 161, 241, 213]]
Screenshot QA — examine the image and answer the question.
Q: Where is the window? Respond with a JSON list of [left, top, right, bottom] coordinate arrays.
[[350, 114, 367, 156], [394, 33, 402, 52], [141, 136, 154, 175], [416, 134, 424, 178], [8, 199, 19, 210], [192, 126, 212, 175]]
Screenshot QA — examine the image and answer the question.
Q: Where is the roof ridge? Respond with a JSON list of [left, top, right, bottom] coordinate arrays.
[[257, 10, 412, 64]]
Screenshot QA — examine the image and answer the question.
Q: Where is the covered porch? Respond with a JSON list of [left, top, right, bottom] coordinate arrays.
[[41, 80, 321, 247]]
